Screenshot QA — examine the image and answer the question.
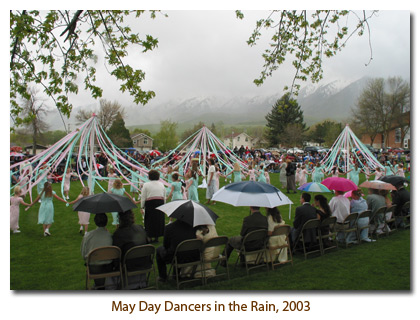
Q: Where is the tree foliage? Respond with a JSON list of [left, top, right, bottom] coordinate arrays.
[[351, 77, 410, 147], [10, 10, 163, 127], [75, 98, 125, 131], [154, 120, 178, 152], [237, 10, 377, 94], [310, 120, 343, 145], [265, 93, 306, 147], [106, 112, 133, 148]]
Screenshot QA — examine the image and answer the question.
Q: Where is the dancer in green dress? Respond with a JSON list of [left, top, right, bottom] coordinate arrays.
[[28, 182, 66, 236]]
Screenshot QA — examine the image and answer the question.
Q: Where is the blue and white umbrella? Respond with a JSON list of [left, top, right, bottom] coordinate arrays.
[[211, 181, 293, 218], [298, 182, 331, 193]]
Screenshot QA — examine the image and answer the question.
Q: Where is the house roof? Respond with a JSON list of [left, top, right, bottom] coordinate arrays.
[[131, 133, 153, 140]]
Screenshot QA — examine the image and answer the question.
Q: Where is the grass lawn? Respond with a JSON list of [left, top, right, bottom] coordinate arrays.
[[10, 173, 411, 290]]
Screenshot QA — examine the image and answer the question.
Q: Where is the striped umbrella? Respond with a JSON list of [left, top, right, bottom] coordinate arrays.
[[298, 182, 331, 193]]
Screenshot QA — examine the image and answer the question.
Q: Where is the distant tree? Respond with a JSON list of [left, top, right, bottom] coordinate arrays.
[[20, 87, 49, 154], [237, 10, 377, 94], [154, 120, 178, 152], [310, 120, 343, 145], [280, 123, 306, 147], [130, 128, 153, 138], [40, 130, 67, 146], [180, 122, 206, 141], [265, 93, 306, 146], [352, 77, 410, 147], [106, 113, 133, 148], [75, 99, 125, 131]]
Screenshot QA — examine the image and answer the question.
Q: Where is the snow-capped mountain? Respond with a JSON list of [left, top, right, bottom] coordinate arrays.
[[41, 76, 376, 131]]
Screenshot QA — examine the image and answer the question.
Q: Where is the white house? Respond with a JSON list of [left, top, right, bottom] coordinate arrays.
[[223, 132, 254, 149]]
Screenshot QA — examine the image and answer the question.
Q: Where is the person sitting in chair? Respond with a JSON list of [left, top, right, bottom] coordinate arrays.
[[221, 206, 268, 266], [290, 192, 318, 248], [81, 213, 113, 289]]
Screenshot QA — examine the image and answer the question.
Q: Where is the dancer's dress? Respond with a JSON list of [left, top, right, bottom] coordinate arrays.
[[188, 176, 199, 202], [299, 169, 309, 186], [107, 173, 118, 192], [396, 168, 405, 177], [36, 169, 48, 195], [64, 173, 72, 192], [171, 181, 183, 201], [295, 168, 302, 186], [130, 172, 139, 193], [384, 164, 393, 176], [38, 192, 55, 225], [257, 169, 266, 183], [312, 167, 324, 183], [233, 171, 242, 183], [10, 196, 24, 230], [18, 175, 29, 197], [110, 188, 125, 225], [248, 169, 256, 181], [349, 167, 361, 186], [74, 194, 90, 225], [279, 163, 287, 187]]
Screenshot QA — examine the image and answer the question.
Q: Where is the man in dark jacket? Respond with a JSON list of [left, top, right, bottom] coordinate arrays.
[[155, 219, 198, 281], [290, 192, 318, 246], [391, 183, 410, 227], [222, 206, 268, 263]]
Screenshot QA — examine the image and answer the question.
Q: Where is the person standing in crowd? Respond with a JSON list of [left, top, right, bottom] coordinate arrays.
[[285, 160, 297, 193], [279, 160, 287, 189], [206, 158, 217, 205], [140, 170, 166, 243]]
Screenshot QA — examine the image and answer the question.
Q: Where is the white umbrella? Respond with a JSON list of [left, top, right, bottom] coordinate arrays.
[[156, 200, 218, 227], [211, 181, 293, 218]]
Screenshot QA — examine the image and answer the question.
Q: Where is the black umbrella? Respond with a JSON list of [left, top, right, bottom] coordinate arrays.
[[156, 200, 218, 227], [379, 175, 408, 187], [72, 192, 137, 214]]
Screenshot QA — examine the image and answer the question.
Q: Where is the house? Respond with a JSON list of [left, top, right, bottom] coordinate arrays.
[[131, 133, 153, 151], [361, 113, 410, 149], [24, 144, 48, 155], [223, 132, 254, 149]]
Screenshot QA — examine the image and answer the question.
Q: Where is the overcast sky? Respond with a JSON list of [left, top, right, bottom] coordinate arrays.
[[66, 10, 410, 109]]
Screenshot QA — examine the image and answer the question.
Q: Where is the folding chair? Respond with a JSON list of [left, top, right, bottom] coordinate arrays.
[[356, 210, 372, 243], [200, 236, 230, 284], [266, 225, 293, 270], [336, 212, 359, 248], [293, 219, 322, 259], [86, 246, 122, 290], [123, 244, 157, 290], [401, 201, 410, 229], [234, 229, 269, 276], [168, 239, 203, 289], [383, 204, 397, 235], [319, 216, 338, 254]]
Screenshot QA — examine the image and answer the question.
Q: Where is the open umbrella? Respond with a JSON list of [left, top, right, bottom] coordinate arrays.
[[379, 175, 408, 187], [72, 192, 137, 214], [212, 181, 293, 217], [156, 200, 218, 227], [321, 177, 358, 192], [360, 180, 396, 191], [298, 182, 331, 193], [149, 150, 161, 157]]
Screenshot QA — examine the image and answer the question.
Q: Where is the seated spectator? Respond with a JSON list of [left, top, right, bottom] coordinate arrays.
[[156, 219, 198, 282], [80, 213, 113, 289], [391, 182, 410, 227], [329, 190, 353, 244], [194, 224, 219, 278], [366, 188, 387, 234], [112, 209, 149, 289], [313, 194, 333, 246], [290, 193, 318, 248], [349, 189, 375, 243], [265, 207, 288, 263], [221, 206, 268, 265]]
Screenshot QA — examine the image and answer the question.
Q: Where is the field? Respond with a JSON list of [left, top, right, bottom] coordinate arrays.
[[10, 173, 410, 290]]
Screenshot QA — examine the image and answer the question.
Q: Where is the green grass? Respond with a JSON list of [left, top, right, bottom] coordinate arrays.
[[10, 173, 410, 290]]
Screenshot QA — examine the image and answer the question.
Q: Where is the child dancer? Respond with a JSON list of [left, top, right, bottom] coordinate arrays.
[[28, 182, 66, 236], [264, 167, 271, 184], [257, 164, 266, 183], [110, 179, 132, 228], [67, 186, 91, 234], [247, 164, 256, 181], [63, 167, 78, 200], [10, 186, 31, 233], [186, 169, 199, 202], [167, 173, 184, 201], [107, 167, 118, 192]]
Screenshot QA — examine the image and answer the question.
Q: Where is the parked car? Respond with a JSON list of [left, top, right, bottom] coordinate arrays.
[[303, 146, 319, 154], [287, 147, 304, 153]]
